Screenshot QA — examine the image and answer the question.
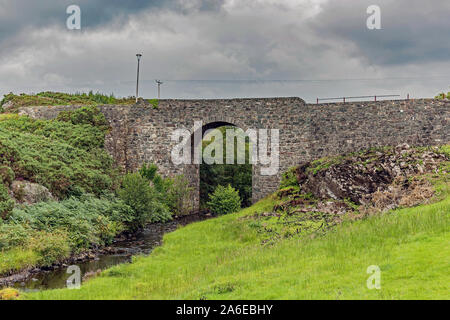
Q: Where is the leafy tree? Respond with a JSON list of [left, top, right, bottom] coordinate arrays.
[[118, 173, 172, 230], [207, 185, 241, 215]]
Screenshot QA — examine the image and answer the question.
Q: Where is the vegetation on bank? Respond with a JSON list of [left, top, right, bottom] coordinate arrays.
[[0, 92, 135, 113], [23, 145, 449, 300], [435, 91, 450, 100], [0, 107, 193, 277]]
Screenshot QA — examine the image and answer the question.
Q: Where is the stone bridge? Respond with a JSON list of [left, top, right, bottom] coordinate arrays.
[[20, 98, 449, 210]]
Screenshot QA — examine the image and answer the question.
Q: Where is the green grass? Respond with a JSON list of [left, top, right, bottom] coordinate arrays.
[[25, 190, 450, 300], [148, 99, 159, 109], [0, 248, 40, 275]]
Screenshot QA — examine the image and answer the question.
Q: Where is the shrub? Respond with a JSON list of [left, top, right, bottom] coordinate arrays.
[[0, 116, 118, 198], [119, 173, 172, 230], [56, 106, 108, 128], [0, 183, 14, 220], [27, 230, 70, 266], [280, 167, 298, 189], [0, 223, 30, 250], [207, 185, 241, 215], [0, 91, 134, 112], [139, 163, 159, 181], [0, 166, 14, 187], [139, 164, 195, 216], [435, 92, 450, 100], [139, 163, 172, 194], [0, 288, 20, 300], [166, 175, 195, 216], [9, 195, 132, 250]]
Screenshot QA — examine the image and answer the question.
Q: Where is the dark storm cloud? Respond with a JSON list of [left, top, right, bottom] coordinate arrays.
[[0, 0, 449, 101], [0, 0, 224, 45], [312, 0, 450, 66]]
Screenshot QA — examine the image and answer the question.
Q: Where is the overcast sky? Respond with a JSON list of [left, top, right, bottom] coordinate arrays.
[[0, 0, 449, 102]]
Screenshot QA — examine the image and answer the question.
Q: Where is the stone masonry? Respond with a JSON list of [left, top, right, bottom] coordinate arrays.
[[19, 98, 450, 210]]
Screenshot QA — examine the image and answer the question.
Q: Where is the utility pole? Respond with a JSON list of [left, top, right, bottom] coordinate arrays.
[[136, 54, 142, 103], [155, 80, 163, 99]]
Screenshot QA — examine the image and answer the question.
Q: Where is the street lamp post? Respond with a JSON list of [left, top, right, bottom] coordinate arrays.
[[136, 54, 142, 103], [155, 80, 163, 99]]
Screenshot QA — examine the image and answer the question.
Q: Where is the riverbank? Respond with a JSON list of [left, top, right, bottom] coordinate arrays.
[[0, 213, 209, 290]]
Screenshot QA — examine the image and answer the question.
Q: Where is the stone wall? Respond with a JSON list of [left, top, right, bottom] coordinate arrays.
[[19, 98, 450, 210]]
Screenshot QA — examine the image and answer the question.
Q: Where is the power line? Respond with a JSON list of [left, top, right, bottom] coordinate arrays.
[[138, 75, 450, 83]]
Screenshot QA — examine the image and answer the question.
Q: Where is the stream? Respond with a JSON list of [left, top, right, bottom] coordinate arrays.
[[2, 213, 209, 292]]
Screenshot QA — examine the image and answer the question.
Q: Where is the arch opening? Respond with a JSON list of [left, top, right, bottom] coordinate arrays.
[[190, 121, 253, 210]]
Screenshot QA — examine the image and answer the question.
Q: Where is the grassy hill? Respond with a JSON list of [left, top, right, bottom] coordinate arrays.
[[24, 146, 449, 300]]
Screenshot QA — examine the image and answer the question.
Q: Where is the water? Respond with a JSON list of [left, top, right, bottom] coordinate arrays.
[[4, 214, 209, 292]]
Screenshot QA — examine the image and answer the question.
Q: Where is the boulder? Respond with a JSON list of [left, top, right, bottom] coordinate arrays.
[[1, 101, 14, 112], [11, 180, 55, 204]]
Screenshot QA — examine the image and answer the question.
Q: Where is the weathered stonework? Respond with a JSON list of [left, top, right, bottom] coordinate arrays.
[[19, 98, 450, 210]]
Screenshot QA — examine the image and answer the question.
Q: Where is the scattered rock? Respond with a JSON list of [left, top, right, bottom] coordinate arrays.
[[82, 269, 102, 282], [293, 145, 447, 205]]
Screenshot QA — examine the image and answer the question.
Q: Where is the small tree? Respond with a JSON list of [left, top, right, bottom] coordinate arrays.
[[207, 185, 241, 215], [118, 173, 171, 230], [167, 175, 194, 216]]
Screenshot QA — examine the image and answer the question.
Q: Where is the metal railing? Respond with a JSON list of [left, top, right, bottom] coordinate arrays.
[[316, 94, 407, 104]]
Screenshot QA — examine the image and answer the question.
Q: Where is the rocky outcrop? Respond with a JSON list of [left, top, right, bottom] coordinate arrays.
[[293, 144, 448, 205]]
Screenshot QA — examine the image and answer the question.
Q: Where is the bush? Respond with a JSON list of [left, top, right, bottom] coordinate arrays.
[[166, 175, 195, 216], [280, 167, 298, 189], [0, 288, 20, 300], [56, 106, 108, 128], [9, 194, 132, 250], [435, 92, 450, 100], [139, 164, 193, 216], [139, 163, 159, 182], [0, 91, 135, 112], [0, 223, 30, 250], [0, 166, 14, 186], [207, 185, 241, 215], [27, 230, 70, 266], [0, 224, 70, 268], [119, 173, 172, 230], [0, 115, 118, 198], [139, 163, 172, 194], [0, 183, 14, 220]]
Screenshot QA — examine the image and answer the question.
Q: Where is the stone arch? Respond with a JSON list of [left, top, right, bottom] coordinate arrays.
[[184, 120, 254, 210]]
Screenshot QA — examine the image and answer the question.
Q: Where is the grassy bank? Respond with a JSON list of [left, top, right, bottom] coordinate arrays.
[[0, 92, 134, 112], [0, 107, 189, 278], [25, 188, 449, 299]]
